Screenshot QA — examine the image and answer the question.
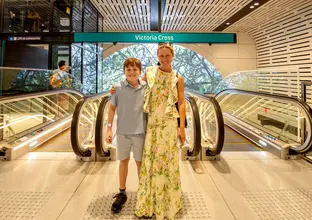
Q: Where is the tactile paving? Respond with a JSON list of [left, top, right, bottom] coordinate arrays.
[[83, 192, 211, 219], [242, 189, 312, 219], [0, 191, 54, 220]]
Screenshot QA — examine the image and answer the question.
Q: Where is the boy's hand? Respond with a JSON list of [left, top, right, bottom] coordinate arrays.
[[110, 86, 116, 95], [106, 128, 113, 144]]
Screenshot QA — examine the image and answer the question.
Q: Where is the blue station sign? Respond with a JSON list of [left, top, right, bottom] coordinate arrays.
[[74, 32, 236, 44]]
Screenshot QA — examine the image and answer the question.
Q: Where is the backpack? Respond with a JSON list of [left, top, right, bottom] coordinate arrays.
[[50, 72, 62, 88]]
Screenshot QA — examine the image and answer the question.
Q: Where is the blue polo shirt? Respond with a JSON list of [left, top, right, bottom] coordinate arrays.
[[110, 79, 147, 135]]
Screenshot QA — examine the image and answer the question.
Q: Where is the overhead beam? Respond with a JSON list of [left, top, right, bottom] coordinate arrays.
[[213, 0, 271, 31], [151, 0, 165, 32], [150, 0, 158, 31]]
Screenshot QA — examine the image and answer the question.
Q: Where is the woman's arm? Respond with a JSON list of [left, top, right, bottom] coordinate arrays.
[[177, 74, 186, 142]]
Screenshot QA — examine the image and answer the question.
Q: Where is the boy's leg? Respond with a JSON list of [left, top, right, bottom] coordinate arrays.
[[119, 157, 130, 190], [131, 134, 146, 177], [111, 135, 131, 214]]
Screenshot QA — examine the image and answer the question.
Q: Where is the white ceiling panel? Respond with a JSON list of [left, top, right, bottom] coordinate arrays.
[[90, 0, 255, 32], [225, 0, 310, 33], [90, 0, 150, 31], [161, 0, 253, 32]]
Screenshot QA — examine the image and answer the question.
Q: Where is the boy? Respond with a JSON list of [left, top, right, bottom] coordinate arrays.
[[106, 58, 147, 214]]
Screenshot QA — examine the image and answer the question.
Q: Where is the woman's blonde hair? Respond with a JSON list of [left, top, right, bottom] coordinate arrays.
[[157, 44, 174, 56]]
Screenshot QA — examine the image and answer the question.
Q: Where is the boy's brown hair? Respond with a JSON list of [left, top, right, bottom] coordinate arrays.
[[123, 58, 142, 71]]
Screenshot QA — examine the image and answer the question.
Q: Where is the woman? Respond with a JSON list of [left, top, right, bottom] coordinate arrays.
[[135, 44, 186, 219]]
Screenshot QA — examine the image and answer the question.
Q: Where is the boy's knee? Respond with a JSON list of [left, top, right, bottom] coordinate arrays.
[[120, 157, 130, 165], [135, 160, 142, 166]]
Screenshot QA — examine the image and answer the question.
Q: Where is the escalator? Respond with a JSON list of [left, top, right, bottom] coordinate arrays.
[[0, 89, 84, 160], [3, 87, 309, 162], [0, 87, 112, 161], [192, 89, 312, 159], [70, 91, 110, 160], [189, 92, 224, 160]]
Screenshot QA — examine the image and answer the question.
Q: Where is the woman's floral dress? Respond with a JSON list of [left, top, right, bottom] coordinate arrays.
[[135, 66, 182, 219]]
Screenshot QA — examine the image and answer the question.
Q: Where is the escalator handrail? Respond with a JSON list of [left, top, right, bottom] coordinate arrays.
[[71, 91, 109, 157], [187, 91, 225, 156], [95, 96, 111, 157], [0, 89, 84, 103], [185, 94, 202, 157], [216, 89, 312, 154]]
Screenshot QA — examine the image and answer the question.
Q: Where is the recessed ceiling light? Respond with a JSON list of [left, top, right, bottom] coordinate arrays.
[[250, 5, 255, 8], [254, 2, 259, 6], [226, 22, 230, 25]]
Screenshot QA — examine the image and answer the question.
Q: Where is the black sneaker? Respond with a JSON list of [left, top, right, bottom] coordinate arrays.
[[111, 193, 127, 213]]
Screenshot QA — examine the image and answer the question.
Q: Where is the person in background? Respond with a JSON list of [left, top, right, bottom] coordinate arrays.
[[50, 60, 71, 89], [49, 60, 72, 114]]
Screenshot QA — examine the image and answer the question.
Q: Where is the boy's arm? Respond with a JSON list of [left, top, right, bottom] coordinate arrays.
[[106, 91, 117, 144], [108, 91, 117, 127], [107, 104, 116, 126], [106, 104, 116, 144]]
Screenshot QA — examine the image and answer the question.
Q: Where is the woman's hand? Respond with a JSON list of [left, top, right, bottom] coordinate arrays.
[[178, 127, 186, 143], [110, 86, 116, 95]]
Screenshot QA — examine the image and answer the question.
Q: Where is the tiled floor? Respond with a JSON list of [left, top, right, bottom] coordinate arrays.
[[1, 151, 312, 220]]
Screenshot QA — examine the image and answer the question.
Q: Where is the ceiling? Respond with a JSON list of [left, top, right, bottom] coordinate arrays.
[[90, 0, 151, 31], [161, 0, 253, 31], [225, 0, 310, 33], [90, 0, 266, 32]]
